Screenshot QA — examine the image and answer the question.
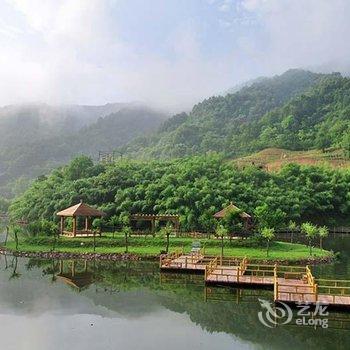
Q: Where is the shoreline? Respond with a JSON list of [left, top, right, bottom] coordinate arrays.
[[0, 245, 335, 265]]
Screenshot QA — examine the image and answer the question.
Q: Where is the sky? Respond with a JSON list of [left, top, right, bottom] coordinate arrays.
[[0, 0, 350, 111]]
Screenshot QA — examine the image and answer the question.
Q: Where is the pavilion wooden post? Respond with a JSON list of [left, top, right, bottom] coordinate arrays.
[[60, 216, 65, 235], [151, 219, 155, 235], [85, 217, 89, 231], [72, 216, 77, 237], [174, 219, 180, 237]]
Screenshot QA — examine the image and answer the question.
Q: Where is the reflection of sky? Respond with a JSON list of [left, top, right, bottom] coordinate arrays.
[[0, 312, 249, 350], [0, 257, 251, 350]]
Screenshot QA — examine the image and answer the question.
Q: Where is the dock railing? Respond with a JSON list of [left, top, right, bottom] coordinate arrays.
[[316, 278, 350, 303], [274, 265, 318, 302], [239, 257, 248, 275], [204, 257, 247, 283], [159, 248, 183, 268], [204, 257, 218, 280]]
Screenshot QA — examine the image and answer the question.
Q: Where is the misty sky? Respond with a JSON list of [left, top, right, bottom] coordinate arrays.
[[0, 0, 350, 111]]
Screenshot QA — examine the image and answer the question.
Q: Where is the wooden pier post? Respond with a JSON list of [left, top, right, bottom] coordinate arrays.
[[314, 283, 318, 302]]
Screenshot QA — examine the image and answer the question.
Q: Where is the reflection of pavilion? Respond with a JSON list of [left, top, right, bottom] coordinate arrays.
[[57, 201, 106, 237], [57, 260, 94, 291]]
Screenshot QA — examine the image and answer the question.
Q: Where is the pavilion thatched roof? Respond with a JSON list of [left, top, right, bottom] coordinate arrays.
[[213, 203, 251, 219], [57, 202, 106, 217]]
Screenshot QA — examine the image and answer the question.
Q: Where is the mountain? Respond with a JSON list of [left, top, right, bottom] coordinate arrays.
[[0, 105, 165, 198], [0, 102, 140, 149], [123, 69, 343, 158]]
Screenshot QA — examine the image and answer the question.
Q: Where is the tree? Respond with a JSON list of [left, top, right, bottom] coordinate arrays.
[[121, 215, 131, 253], [216, 224, 228, 260], [223, 209, 244, 237], [318, 225, 329, 250], [301, 222, 318, 255], [254, 203, 286, 230], [343, 133, 350, 158], [261, 227, 275, 257], [64, 155, 94, 180], [12, 225, 21, 250], [160, 223, 173, 253], [315, 127, 331, 152], [288, 220, 297, 243]]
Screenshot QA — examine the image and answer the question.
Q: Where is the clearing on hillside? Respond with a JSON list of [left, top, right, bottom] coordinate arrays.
[[234, 148, 350, 171]]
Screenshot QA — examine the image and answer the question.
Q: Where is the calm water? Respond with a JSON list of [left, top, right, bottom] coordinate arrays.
[[0, 236, 350, 350]]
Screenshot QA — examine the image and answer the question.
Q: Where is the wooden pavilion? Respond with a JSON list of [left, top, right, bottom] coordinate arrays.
[[57, 201, 106, 237], [130, 214, 180, 234], [213, 202, 252, 230]]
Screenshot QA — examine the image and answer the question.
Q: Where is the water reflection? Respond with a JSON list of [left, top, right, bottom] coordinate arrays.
[[0, 238, 350, 349]]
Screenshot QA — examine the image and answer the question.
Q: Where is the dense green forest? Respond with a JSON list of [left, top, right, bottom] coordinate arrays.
[[0, 106, 165, 199], [123, 69, 349, 158], [1, 69, 349, 203], [10, 155, 350, 231]]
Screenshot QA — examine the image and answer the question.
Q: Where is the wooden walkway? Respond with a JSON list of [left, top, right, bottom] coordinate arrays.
[[160, 251, 350, 308], [159, 249, 213, 271]]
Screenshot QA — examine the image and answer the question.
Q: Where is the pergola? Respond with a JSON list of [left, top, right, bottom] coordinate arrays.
[[213, 202, 252, 230], [57, 201, 106, 237], [130, 213, 180, 234]]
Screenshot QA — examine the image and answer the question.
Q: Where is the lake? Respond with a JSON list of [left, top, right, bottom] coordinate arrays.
[[0, 236, 350, 350]]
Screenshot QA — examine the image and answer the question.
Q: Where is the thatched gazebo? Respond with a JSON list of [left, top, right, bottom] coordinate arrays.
[[57, 201, 106, 237], [213, 202, 252, 230]]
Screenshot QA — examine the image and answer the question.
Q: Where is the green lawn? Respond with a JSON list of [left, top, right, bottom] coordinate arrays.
[[4, 239, 332, 261]]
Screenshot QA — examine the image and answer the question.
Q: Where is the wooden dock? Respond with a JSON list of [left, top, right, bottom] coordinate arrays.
[[159, 249, 213, 271], [160, 251, 350, 308]]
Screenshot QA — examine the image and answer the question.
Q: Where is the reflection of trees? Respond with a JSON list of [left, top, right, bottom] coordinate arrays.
[[9, 256, 21, 280], [20, 258, 350, 350]]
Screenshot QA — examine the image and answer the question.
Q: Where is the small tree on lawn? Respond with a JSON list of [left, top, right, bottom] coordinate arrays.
[[216, 224, 228, 260], [288, 220, 297, 243], [318, 226, 329, 250], [160, 223, 173, 253], [121, 215, 131, 253], [301, 222, 318, 255], [12, 225, 22, 251], [261, 227, 275, 257]]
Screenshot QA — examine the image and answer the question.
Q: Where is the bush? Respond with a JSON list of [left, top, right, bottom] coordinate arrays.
[[26, 220, 57, 237]]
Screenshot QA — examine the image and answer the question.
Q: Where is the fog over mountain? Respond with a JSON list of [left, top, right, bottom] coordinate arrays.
[[0, 1, 349, 112], [0, 104, 166, 199]]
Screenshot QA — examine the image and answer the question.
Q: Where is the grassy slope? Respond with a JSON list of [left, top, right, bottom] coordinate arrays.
[[4, 236, 331, 261], [234, 148, 350, 171]]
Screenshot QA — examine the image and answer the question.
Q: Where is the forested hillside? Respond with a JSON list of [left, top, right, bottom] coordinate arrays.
[[10, 155, 350, 230], [2, 69, 350, 207], [0, 106, 165, 199], [123, 70, 349, 158]]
